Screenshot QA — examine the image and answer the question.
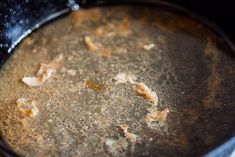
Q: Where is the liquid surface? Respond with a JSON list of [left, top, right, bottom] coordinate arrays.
[[0, 6, 235, 157]]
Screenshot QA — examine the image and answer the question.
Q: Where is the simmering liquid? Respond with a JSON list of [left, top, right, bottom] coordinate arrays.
[[0, 6, 235, 157]]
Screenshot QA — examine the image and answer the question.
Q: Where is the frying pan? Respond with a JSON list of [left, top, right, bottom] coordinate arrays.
[[0, 0, 235, 156]]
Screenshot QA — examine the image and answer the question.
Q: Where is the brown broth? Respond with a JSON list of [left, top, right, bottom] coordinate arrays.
[[0, 6, 235, 157]]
